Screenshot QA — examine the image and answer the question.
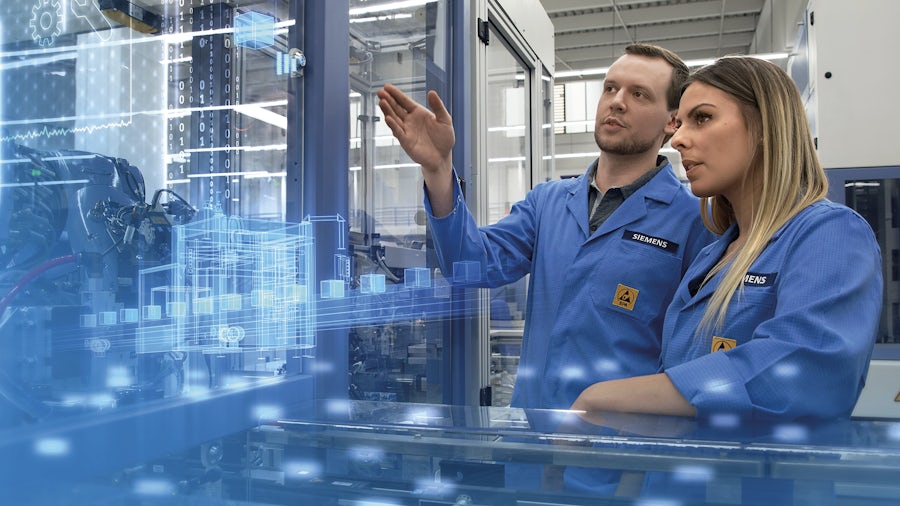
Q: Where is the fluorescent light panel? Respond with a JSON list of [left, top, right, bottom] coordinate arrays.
[[350, 0, 433, 16], [555, 52, 790, 79], [350, 13, 413, 23]]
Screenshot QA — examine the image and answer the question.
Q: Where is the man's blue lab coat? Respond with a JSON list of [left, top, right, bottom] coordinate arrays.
[[426, 160, 714, 410]]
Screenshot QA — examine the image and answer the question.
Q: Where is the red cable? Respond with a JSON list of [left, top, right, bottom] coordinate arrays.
[[0, 254, 79, 316]]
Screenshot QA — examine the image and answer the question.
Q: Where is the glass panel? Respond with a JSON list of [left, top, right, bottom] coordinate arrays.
[[541, 66, 554, 181], [485, 24, 531, 407], [347, 0, 451, 403], [846, 179, 900, 344], [486, 24, 530, 225], [0, 0, 308, 447], [7, 397, 900, 502], [166, 1, 292, 219]]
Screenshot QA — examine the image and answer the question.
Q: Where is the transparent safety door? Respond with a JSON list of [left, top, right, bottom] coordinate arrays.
[[346, 0, 453, 404], [475, 4, 554, 406], [483, 22, 532, 407]]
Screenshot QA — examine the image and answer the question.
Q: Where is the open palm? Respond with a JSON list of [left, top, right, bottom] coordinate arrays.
[[377, 84, 455, 175]]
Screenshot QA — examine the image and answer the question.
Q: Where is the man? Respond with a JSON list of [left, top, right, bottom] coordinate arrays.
[[377, 43, 712, 412]]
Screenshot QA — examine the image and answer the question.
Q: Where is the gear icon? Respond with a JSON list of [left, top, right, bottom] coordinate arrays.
[[30, 0, 64, 48]]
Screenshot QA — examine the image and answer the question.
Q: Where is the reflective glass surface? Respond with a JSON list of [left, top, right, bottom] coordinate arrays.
[[846, 178, 900, 344], [0, 1, 470, 501], [346, 0, 452, 404], [8, 399, 900, 504], [0, 0, 307, 424], [0, 0, 467, 456], [541, 66, 554, 180], [248, 401, 900, 505], [482, 23, 533, 407], [485, 24, 530, 227]]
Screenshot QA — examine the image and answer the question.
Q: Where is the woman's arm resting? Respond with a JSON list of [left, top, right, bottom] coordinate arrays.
[[571, 373, 697, 417]]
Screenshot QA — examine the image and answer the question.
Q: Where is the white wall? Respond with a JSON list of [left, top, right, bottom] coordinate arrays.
[[750, 0, 807, 54], [804, 0, 900, 169]]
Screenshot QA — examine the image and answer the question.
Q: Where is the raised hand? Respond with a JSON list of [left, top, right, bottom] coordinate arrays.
[[377, 84, 456, 216]]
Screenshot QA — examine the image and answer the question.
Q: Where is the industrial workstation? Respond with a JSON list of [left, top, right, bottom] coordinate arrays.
[[1, 0, 899, 504]]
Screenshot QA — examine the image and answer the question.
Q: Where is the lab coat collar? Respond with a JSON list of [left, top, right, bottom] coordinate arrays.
[[676, 202, 809, 308], [563, 160, 596, 237], [566, 157, 684, 241], [678, 223, 737, 306], [565, 156, 679, 202]]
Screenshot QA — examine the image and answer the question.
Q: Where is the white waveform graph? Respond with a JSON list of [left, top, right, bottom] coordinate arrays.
[[0, 119, 134, 143]]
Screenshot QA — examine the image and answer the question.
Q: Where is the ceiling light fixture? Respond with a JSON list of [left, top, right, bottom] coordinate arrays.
[[555, 52, 791, 79], [350, 0, 434, 17], [350, 13, 414, 23]]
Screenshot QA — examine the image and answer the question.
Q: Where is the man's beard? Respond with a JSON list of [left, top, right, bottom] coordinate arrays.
[[595, 131, 657, 156]]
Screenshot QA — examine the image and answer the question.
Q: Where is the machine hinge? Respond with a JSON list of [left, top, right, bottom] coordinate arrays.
[[477, 18, 490, 45], [480, 386, 492, 406]]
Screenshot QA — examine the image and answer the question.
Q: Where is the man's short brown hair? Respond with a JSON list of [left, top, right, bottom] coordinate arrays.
[[623, 43, 689, 111]]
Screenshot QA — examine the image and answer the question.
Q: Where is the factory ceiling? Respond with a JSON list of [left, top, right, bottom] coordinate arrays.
[[538, 0, 805, 76], [1, 0, 806, 78]]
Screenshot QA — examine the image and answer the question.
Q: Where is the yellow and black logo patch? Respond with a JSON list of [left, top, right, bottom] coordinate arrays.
[[711, 336, 737, 353], [895, 390, 900, 403], [613, 284, 638, 311]]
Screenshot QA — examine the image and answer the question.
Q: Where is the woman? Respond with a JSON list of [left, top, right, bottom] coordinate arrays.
[[571, 56, 882, 421]]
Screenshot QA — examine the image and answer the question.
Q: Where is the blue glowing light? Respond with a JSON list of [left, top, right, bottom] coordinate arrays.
[[234, 11, 275, 49]]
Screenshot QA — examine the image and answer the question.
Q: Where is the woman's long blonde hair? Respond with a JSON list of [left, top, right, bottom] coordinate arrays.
[[690, 57, 828, 333]]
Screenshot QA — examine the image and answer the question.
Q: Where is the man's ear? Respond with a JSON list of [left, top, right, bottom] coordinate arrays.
[[663, 111, 678, 136]]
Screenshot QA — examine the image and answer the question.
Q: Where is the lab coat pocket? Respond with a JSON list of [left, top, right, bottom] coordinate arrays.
[[718, 289, 777, 346], [590, 241, 683, 324]]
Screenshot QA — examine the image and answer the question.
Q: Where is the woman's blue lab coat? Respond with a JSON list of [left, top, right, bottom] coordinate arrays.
[[662, 200, 883, 420], [426, 160, 714, 410]]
